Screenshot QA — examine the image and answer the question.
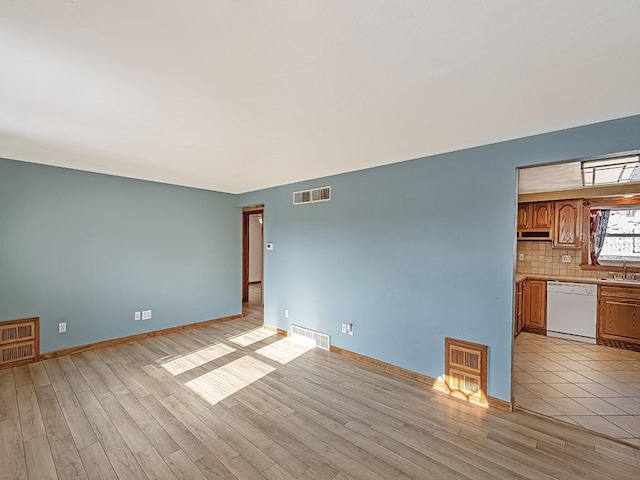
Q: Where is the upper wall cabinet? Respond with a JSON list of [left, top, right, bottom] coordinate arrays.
[[517, 204, 531, 230], [517, 202, 553, 241], [553, 200, 582, 248], [532, 202, 553, 229]]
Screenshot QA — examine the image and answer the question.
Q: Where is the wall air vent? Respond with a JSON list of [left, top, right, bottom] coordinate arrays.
[[0, 317, 39, 369], [293, 190, 312, 205], [291, 325, 330, 350], [444, 337, 487, 405], [293, 186, 331, 205]]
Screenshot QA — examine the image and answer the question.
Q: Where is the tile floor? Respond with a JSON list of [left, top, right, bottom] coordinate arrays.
[[513, 332, 640, 448]]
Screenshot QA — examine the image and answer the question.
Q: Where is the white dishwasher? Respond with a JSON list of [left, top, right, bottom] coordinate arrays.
[[546, 281, 597, 344]]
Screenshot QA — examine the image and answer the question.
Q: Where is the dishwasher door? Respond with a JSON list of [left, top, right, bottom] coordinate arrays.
[[546, 281, 597, 343]]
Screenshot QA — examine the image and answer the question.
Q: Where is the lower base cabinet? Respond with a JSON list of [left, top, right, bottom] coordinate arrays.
[[523, 279, 547, 335], [514, 281, 524, 336], [598, 286, 640, 347]]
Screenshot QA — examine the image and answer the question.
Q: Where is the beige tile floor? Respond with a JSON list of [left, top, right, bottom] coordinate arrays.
[[513, 332, 640, 448]]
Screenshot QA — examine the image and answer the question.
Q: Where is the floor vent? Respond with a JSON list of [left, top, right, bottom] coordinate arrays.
[[293, 186, 331, 205], [445, 337, 487, 404], [291, 325, 330, 350], [0, 317, 39, 369]]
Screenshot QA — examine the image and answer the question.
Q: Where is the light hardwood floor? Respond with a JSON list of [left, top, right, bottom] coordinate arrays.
[[2, 290, 640, 479]]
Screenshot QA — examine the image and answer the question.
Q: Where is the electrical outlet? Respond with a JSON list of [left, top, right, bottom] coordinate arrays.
[[284, 309, 289, 319], [58, 322, 67, 333], [518, 253, 524, 261], [134, 311, 141, 321], [142, 310, 152, 320], [341, 323, 347, 334], [562, 255, 571, 263], [347, 323, 354, 336]]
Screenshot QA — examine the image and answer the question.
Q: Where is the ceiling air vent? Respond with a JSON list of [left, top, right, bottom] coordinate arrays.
[[293, 186, 331, 205]]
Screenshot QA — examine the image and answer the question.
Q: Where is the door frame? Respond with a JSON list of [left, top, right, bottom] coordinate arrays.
[[242, 205, 264, 303]]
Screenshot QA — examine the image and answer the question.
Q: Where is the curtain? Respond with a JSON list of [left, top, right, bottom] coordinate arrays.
[[590, 209, 610, 265]]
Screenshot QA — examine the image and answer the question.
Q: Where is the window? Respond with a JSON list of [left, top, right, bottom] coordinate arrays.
[[598, 208, 640, 263]]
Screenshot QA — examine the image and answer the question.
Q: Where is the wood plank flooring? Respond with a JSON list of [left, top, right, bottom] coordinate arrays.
[[2, 287, 640, 479]]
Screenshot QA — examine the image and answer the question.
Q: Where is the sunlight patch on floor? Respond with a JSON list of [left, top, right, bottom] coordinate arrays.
[[433, 375, 450, 394], [228, 327, 275, 347], [433, 374, 488, 408], [160, 342, 236, 376], [255, 337, 314, 365], [186, 355, 275, 405]]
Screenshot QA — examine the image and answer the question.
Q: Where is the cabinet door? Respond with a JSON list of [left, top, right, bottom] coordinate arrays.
[[532, 202, 553, 229], [517, 204, 532, 230], [598, 289, 640, 345], [553, 200, 581, 248], [515, 281, 524, 336], [524, 280, 546, 332]]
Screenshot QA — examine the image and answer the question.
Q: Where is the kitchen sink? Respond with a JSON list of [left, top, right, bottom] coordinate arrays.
[[598, 277, 640, 284]]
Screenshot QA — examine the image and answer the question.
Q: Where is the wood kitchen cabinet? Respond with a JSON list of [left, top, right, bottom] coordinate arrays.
[[518, 204, 532, 230], [532, 202, 553, 229], [553, 200, 582, 248], [598, 286, 640, 348], [517, 202, 553, 240], [523, 279, 546, 335], [514, 280, 524, 336]]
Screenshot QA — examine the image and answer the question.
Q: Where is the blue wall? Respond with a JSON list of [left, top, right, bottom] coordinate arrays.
[[0, 159, 241, 353], [240, 115, 640, 402], [2, 115, 639, 399]]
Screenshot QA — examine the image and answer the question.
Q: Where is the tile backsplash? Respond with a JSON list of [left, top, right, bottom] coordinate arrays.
[[516, 241, 601, 278]]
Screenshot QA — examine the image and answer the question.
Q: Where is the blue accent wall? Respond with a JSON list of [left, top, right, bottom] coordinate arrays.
[[2, 115, 639, 399], [0, 159, 241, 353], [240, 115, 640, 402]]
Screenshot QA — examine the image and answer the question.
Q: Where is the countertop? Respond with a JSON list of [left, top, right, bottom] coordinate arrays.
[[515, 274, 640, 287]]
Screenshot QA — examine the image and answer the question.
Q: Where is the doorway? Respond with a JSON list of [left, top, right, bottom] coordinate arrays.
[[513, 155, 640, 447], [242, 206, 264, 318]]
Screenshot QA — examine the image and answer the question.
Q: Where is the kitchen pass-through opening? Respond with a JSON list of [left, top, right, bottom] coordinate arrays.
[[514, 156, 640, 448]]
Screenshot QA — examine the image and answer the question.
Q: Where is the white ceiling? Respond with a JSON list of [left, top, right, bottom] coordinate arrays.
[[1, 1, 640, 194]]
